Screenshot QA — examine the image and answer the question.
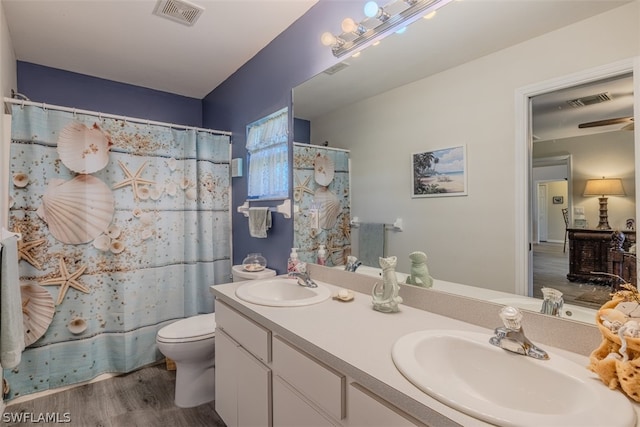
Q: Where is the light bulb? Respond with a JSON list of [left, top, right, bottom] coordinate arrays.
[[321, 32, 337, 47], [396, 27, 407, 34], [423, 10, 437, 19], [364, 1, 380, 18], [341, 17, 357, 33]]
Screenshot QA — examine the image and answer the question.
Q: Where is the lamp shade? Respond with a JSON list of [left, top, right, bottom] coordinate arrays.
[[583, 177, 626, 197]]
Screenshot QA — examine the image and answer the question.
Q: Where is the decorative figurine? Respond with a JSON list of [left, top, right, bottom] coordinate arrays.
[[405, 251, 433, 288], [372, 256, 403, 313]]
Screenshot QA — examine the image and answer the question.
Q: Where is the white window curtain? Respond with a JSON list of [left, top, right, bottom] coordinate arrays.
[[246, 108, 288, 199]]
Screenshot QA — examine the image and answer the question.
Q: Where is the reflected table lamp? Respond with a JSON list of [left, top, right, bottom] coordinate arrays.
[[583, 177, 626, 230]]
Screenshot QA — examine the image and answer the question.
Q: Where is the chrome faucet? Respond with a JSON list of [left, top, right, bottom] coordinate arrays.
[[540, 287, 564, 317], [344, 256, 362, 272], [489, 306, 549, 360], [290, 272, 318, 288]]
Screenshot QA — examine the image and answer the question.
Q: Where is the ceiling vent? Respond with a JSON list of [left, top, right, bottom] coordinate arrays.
[[323, 62, 350, 75], [566, 92, 612, 108], [153, 0, 204, 26]]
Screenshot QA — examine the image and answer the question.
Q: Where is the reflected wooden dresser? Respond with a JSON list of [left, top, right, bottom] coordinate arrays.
[[567, 228, 636, 287]]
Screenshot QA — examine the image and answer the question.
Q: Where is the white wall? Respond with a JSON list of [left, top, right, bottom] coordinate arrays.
[[310, 3, 640, 293], [535, 131, 635, 230]]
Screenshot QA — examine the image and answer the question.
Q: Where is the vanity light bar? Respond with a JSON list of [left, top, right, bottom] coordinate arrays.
[[325, 0, 454, 58]]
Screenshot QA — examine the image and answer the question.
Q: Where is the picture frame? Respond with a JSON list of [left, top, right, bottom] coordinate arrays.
[[412, 145, 467, 198], [552, 196, 564, 204]]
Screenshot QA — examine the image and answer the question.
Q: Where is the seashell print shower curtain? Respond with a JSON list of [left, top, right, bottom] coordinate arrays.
[[293, 143, 350, 266], [3, 104, 231, 400]]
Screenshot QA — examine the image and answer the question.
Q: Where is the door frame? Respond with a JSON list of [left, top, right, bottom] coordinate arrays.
[[514, 57, 639, 297]]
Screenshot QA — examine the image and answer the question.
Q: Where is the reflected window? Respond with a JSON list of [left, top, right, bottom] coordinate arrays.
[[246, 107, 289, 200]]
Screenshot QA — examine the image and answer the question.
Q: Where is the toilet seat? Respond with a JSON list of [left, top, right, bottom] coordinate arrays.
[[157, 313, 216, 344]]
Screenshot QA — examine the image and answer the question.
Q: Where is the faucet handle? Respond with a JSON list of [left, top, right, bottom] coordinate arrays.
[[499, 306, 523, 330]]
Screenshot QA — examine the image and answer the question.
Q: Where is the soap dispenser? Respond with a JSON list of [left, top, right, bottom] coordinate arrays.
[[317, 245, 327, 266], [287, 248, 300, 278]]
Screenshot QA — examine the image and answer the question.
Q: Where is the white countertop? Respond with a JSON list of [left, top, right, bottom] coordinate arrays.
[[211, 278, 637, 426]]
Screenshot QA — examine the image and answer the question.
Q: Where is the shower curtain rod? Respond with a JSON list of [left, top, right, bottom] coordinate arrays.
[[3, 97, 232, 136]]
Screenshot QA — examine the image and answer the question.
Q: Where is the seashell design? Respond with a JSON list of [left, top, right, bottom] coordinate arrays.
[[138, 185, 151, 200], [139, 212, 154, 226], [68, 317, 87, 335], [13, 173, 29, 188], [56, 122, 111, 174], [167, 158, 177, 171], [149, 185, 164, 201], [110, 239, 125, 254], [37, 175, 115, 245], [314, 187, 340, 229], [106, 224, 121, 239], [21, 282, 55, 347], [185, 188, 198, 201], [132, 208, 143, 218], [93, 234, 111, 251], [8, 196, 14, 208], [140, 228, 153, 240], [166, 182, 177, 197], [180, 177, 191, 190], [314, 154, 335, 187]]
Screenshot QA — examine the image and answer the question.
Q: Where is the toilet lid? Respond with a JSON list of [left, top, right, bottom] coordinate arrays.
[[157, 313, 216, 343]]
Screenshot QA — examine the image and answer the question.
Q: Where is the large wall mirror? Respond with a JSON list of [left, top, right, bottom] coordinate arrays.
[[292, 0, 639, 323]]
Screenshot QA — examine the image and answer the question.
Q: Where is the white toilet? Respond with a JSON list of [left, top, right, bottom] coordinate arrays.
[[231, 264, 276, 282], [156, 313, 216, 408]]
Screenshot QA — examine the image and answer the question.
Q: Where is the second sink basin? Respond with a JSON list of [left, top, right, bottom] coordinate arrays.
[[391, 329, 636, 427], [235, 278, 332, 307]]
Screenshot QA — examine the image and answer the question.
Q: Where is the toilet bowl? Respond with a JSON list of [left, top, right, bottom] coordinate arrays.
[[156, 313, 216, 408]]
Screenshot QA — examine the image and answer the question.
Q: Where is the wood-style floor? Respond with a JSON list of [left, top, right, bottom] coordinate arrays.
[[4, 364, 225, 427], [533, 242, 611, 309]]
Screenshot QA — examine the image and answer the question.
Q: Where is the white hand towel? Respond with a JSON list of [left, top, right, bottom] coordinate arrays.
[[1, 236, 25, 368], [248, 207, 272, 238]]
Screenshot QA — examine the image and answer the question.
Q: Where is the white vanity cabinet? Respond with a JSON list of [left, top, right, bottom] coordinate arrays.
[[347, 382, 426, 427], [215, 301, 272, 427], [272, 335, 345, 426]]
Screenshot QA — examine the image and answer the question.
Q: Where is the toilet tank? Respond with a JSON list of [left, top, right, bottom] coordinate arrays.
[[231, 265, 276, 282]]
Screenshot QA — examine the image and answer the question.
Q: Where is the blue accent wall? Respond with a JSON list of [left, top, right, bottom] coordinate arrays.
[[203, 1, 361, 273], [17, 61, 202, 127]]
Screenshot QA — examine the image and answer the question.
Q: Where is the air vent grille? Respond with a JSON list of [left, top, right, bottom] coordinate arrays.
[[153, 0, 204, 26], [324, 62, 350, 75], [566, 92, 612, 108]]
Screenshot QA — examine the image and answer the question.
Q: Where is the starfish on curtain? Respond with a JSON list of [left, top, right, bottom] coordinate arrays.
[[112, 160, 155, 202], [14, 226, 45, 270], [41, 257, 89, 306], [293, 173, 314, 202]]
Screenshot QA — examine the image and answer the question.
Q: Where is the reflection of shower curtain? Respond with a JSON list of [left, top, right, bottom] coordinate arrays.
[[293, 143, 350, 266], [4, 104, 231, 400]]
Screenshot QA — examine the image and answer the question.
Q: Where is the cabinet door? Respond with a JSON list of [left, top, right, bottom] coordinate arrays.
[[348, 383, 426, 427], [273, 376, 338, 426], [215, 329, 238, 427], [237, 344, 272, 427]]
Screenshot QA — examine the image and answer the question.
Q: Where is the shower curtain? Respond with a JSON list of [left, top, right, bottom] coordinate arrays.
[[3, 104, 231, 400], [293, 143, 350, 266]]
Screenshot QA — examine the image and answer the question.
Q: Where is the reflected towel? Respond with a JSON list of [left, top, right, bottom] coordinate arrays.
[[358, 223, 385, 268], [1, 236, 25, 368], [248, 207, 272, 238]]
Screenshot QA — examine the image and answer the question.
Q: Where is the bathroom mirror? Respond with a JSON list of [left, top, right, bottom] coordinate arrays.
[[292, 1, 638, 321]]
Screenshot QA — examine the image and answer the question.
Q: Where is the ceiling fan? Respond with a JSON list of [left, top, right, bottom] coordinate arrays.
[[578, 116, 634, 130]]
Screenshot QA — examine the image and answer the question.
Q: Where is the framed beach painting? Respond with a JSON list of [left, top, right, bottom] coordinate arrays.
[[411, 145, 467, 198]]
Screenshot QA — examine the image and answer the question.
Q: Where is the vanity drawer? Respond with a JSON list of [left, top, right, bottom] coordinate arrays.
[[348, 382, 426, 427], [215, 300, 271, 363], [272, 335, 345, 420]]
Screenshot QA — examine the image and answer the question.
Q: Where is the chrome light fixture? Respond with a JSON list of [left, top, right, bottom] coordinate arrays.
[[321, 0, 453, 58]]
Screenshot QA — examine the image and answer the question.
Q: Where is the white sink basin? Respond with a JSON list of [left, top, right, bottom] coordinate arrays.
[[491, 297, 597, 324], [392, 329, 636, 427], [235, 278, 332, 307]]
